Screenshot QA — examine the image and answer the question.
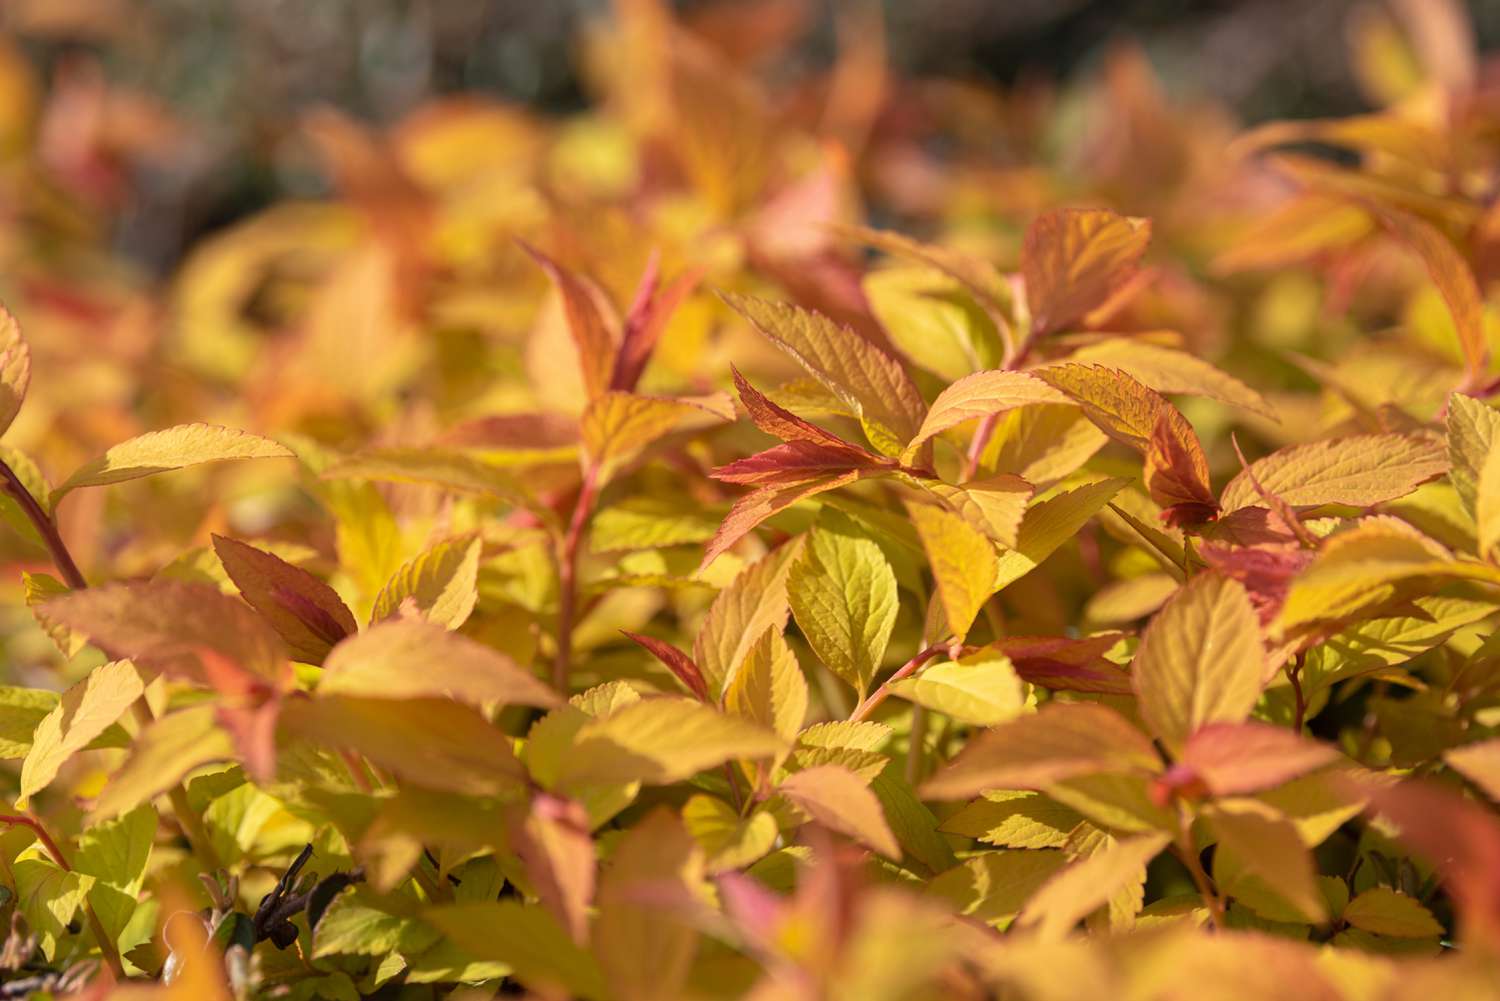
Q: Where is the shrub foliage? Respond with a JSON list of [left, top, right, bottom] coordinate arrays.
[[0, 1, 1499, 998]]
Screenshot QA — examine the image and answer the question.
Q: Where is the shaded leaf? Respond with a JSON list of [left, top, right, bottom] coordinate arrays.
[[212, 535, 356, 663]]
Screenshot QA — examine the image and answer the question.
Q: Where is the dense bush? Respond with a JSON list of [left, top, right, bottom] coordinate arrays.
[[0, 1, 1498, 998]]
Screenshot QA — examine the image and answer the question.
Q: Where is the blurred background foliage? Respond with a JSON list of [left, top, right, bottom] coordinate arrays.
[[2, 0, 1499, 273]]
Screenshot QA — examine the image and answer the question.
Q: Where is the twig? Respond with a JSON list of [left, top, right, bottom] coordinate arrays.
[[553, 463, 600, 691], [849, 644, 946, 723]]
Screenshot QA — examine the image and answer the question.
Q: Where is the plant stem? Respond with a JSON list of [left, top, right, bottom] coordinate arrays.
[[0, 813, 125, 979], [849, 644, 945, 723], [1172, 822, 1226, 930], [552, 463, 600, 692], [0, 457, 85, 589], [128, 701, 223, 873], [1287, 654, 1307, 733], [961, 413, 1000, 482]]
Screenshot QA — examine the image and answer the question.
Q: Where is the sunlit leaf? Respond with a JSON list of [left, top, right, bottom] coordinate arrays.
[[788, 510, 899, 695], [53, 423, 292, 503]]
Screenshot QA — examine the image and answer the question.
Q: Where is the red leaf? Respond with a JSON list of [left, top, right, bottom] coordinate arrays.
[[611, 254, 705, 392], [730, 366, 870, 457], [622, 630, 710, 701], [993, 634, 1135, 694], [1176, 722, 1339, 797], [1197, 543, 1314, 626], [711, 441, 880, 485]]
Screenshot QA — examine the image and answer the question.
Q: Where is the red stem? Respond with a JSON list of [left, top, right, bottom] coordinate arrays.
[[0, 458, 86, 589], [849, 644, 946, 723], [552, 463, 600, 692], [0, 813, 70, 869]]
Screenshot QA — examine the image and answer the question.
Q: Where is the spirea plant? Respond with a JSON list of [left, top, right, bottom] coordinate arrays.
[[0, 0, 1497, 998]]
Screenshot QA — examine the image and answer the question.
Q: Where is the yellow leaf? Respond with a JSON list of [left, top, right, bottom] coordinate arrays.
[[787, 511, 899, 695], [1013, 832, 1170, 940], [779, 764, 901, 859], [1446, 393, 1500, 519], [993, 475, 1129, 590], [1022, 209, 1151, 336], [1371, 204, 1487, 375], [682, 795, 778, 872], [93, 705, 234, 820], [318, 620, 560, 710], [901, 370, 1070, 463], [723, 627, 807, 745], [864, 265, 1003, 382], [372, 535, 483, 629], [921, 702, 1161, 800], [694, 537, 805, 698], [19, 660, 142, 807], [1208, 800, 1327, 924], [939, 791, 1086, 849], [918, 474, 1033, 549], [721, 291, 926, 456], [982, 403, 1108, 488], [322, 447, 529, 502], [424, 901, 605, 999], [1068, 339, 1277, 420], [593, 809, 703, 1001], [1343, 886, 1444, 938], [927, 850, 1070, 929], [0, 304, 29, 437], [280, 695, 527, 796], [581, 391, 730, 475], [1444, 738, 1500, 801], [52, 423, 292, 504], [559, 697, 784, 786], [888, 650, 1027, 727], [1477, 444, 1500, 559], [1219, 432, 1448, 512], [1132, 572, 1264, 752], [907, 501, 996, 641], [1277, 517, 1500, 629]]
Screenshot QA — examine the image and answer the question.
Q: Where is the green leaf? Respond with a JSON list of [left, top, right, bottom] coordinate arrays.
[[0, 445, 49, 548], [779, 763, 901, 859], [863, 265, 1002, 381], [1208, 800, 1327, 924], [723, 627, 808, 746], [927, 850, 1070, 928], [13, 858, 88, 960], [1477, 442, 1500, 559], [19, 659, 143, 806], [591, 495, 720, 552], [0, 304, 30, 437], [887, 649, 1027, 726], [721, 291, 926, 456], [372, 535, 482, 629], [788, 511, 899, 696], [993, 475, 1128, 590], [52, 423, 292, 503], [694, 537, 805, 699], [1343, 886, 1444, 938], [939, 791, 1086, 849], [424, 901, 605, 1000], [558, 697, 784, 786], [93, 705, 234, 820], [213, 534, 357, 663], [1131, 573, 1264, 753], [315, 890, 421, 958], [0, 686, 69, 759], [907, 501, 996, 642]]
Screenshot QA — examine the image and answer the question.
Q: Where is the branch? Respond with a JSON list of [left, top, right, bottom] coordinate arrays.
[[849, 644, 947, 723]]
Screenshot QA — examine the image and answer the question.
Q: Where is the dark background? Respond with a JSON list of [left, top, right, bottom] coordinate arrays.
[[7, 0, 1500, 269]]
